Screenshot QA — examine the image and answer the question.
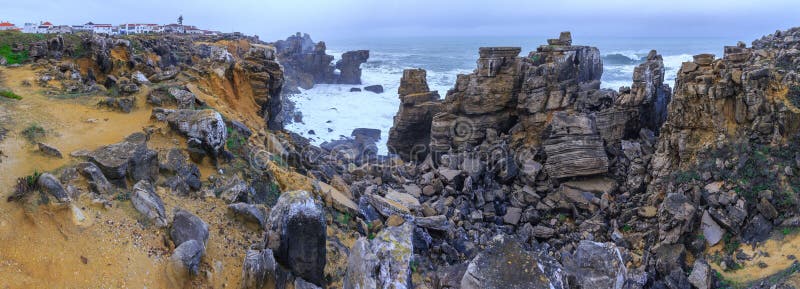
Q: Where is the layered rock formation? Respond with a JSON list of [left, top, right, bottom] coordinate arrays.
[[274, 33, 369, 94], [387, 68, 442, 161]]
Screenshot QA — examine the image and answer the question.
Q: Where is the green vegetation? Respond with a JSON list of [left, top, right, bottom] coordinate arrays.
[[672, 169, 701, 183], [21, 123, 46, 142], [336, 211, 352, 226], [8, 169, 41, 202], [270, 154, 288, 168], [0, 89, 22, 100], [226, 127, 247, 155], [723, 233, 740, 255], [410, 259, 419, 273], [621, 224, 632, 232], [115, 191, 131, 202], [0, 45, 28, 65]]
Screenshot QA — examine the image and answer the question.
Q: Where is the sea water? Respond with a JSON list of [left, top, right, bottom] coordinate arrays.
[[285, 35, 738, 154]]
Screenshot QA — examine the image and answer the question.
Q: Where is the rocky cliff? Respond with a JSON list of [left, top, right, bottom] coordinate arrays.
[[273, 33, 369, 94], [5, 26, 800, 289]]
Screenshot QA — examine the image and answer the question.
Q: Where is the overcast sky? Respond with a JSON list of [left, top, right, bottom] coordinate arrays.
[[2, 0, 798, 41]]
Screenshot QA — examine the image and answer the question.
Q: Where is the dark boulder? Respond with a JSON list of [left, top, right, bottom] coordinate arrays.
[[364, 85, 384, 94], [264, 190, 326, 286]]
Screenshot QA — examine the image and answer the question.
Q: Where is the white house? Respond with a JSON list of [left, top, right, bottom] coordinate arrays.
[[49, 25, 73, 34], [162, 24, 185, 34], [0, 22, 17, 31], [92, 24, 114, 34], [34, 21, 53, 33], [120, 24, 158, 34]]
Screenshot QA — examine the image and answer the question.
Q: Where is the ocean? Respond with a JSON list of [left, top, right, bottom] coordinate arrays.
[[285, 36, 739, 154]]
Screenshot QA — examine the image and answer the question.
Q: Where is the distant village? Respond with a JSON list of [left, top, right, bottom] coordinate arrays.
[[0, 18, 222, 36]]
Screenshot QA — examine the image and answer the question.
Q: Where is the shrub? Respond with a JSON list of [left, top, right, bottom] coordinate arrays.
[[21, 124, 45, 142], [0, 89, 22, 100]]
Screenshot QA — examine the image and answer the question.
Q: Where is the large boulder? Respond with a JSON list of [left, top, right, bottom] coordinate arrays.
[[154, 109, 228, 157], [264, 190, 326, 286], [170, 208, 209, 248], [88, 132, 158, 185], [344, 223, 414, 289], [131, 180, 168, 228], [240, 249, 278, 289], [562, 241, 627, 289], [461, 235, 564, 289], [37, 173, 70, 203]]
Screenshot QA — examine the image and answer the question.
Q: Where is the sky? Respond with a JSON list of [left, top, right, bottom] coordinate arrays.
[[2, 0, 799, 42]]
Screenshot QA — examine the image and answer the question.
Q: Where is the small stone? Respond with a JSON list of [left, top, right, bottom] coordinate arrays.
[[363, 85, 384, 94], [38, 142, 63, 158], [637, 206, 658, 218], [503, 207, 522, 225], [386, 215, 405, 227]]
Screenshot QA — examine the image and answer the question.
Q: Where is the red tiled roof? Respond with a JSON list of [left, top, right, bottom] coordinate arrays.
[[0, 22, 14, 27], [42, 21, 53, 26]]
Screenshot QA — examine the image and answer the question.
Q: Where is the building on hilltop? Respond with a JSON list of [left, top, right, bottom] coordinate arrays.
[[0, 21, 17, 31], [92, 24, 114, 35]]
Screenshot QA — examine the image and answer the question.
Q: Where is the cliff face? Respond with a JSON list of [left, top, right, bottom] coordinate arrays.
[[273, 33, 369, 94], [19, 33, 285, 130], [651, 29, 800, 180]]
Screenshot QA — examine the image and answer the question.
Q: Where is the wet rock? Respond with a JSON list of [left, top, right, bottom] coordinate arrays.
[[37, 142, 63, 158], [240, 249, 277, 289], [350, 87, 361, 92], [364, 85, 384, 94], [336, 50, 369, 84], [88, 133, 158, 185], [461, 235, 563, 289], [170, 208, 209, 248], [264, 190, 326, 286], [563, 241, 627, 289], [388, 69, 442, 161], [38, 173, 70, 203], [131, 180, 168, 228], [228, 203, 267, 228]]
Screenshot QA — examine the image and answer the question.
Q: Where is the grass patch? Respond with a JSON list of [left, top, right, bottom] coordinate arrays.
[[0, 45, 28, 65], [0, 89, 22, 100], [7, 169, 41, 202], [21, 123, 46, 142], [225, 127, 247, 156]]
